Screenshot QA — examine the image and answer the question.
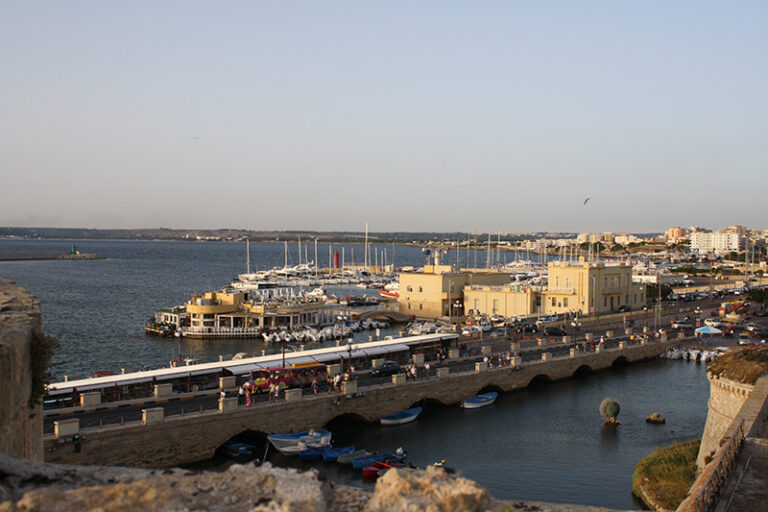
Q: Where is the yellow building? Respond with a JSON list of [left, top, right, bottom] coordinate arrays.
[[398, 265, 509, 318], [462, 259, 646, 318]]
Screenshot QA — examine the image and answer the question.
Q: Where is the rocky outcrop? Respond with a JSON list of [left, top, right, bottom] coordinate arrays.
[[0, 279, 43, 461], [0, 455, 332, 512]]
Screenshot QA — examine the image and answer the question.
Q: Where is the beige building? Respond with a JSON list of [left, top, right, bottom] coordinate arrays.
[[463, 259, 646, 318], [398, 265, 509, 318]]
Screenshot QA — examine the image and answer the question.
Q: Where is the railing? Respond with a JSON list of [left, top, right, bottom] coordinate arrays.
[[679, 420, 745, 512]]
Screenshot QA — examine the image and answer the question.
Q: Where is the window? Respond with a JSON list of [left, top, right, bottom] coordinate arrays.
[[604, 297, 607, 307], [551, 298, 557, 307], [418, 286, 423, 292], [625, 294, 629, 304], [419, 304, 423, 310], [406, 286, 413, 292], [474, 299, 480, 311], [493, 299, 499, 314], [633, 294, 637, 303], [564, 298, 568, 307], [408, 303, 411, 310]]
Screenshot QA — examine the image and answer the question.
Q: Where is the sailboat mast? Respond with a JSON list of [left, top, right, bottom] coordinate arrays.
[[284, 241, 288, 268], [364, 223, 369, 269], [314, 239, 318, 276], [246, 238, 250, 274]]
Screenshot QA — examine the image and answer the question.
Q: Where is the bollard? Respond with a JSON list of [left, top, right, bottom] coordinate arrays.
[[375, 328, 381, 339], [475, 362, 486, 373], [595, 345, 602, 354], [562, 335, 572, 344], [342, 381, 358, 395], [437, 368, 450, 378], [54, 418, 80, 438], [371, 358, 384, 368], [643, 326, 649, 334], [677, 332, 685, 340], [511, 356, 522, 368], [605, 330, 614, 338], [541, 352, 550, 362], [624, 328, 632, 335], [510, 342, 520, 352], [154, 383, 173, 397], [261, 350, 266, 356], [585, 333, 593, 341], [641, 338, 647, 346], [618, 341, 626, 350], [537, 340, 544, 347], [79, 392, 101, 407], [219, 397, 238, 413], [219, 355, 224, 362], [300, 345, 305, 351], [448, 349, 459, 359], [284, 388, 303, 401], [570, 348, 576, 358], [392, 373, 406, 386], [219, 376, 236, 390], [142, 407, 164, 425], [481, 346, 492, 356]]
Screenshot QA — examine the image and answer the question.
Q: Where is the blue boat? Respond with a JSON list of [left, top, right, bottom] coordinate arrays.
[[351, 449, 407, 469], [380, 407, 422, 426], [220, 441, 256, 459], [299, 445, 332, 460], [461, 392, 498, 409], [267, 429, 332, 455], [322, 445, 355, 463]]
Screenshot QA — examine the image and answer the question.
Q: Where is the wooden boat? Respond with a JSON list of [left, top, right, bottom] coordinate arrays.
[[351, 449, 406, 470], [219, 441, 256, 459], [267, 429, 332, 455], [337, 449, 374, 465], [322, 445, 355, 463], [362, 461, 404, 478], [380, 407, 422, 426], [299, 445, 332, 460], [461, 392, 498, 409]]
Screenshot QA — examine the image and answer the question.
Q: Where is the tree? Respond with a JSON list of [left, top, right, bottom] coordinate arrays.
[[646, 284, 673, 301], [747, 289, 768, 305]]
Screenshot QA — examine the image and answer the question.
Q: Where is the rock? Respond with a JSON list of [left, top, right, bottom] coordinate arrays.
[[365, 466, 501, 512], [646, 412, 666, 424], [604, 417, 620, 426]]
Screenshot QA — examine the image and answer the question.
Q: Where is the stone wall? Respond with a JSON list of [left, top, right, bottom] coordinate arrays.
[[696, 373, 754, 468], [0, 279, 43, 461]]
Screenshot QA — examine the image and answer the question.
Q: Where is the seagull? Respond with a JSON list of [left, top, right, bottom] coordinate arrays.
[[583, 197, 591, 206]]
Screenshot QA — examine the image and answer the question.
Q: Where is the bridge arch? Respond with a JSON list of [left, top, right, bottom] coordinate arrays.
[[527, 374, 554, 387], [611, 356, 630, 369], [573, 365, 595, 378], [326, 411, 376, 427], [416, 397, 450, 407]]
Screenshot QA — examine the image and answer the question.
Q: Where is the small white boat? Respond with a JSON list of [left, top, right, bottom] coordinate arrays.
[[267, 429, 332, 455], [461, 392, 498, 409], [380, 407, 422, 426]]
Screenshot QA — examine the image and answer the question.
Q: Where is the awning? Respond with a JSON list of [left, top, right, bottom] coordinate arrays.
[[75, 376, 154, 391], [695, 326, 722, 334], [362, 343, 409, 356], [224, 363, 266, 375]]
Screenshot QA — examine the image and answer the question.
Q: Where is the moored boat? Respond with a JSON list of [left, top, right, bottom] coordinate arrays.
[[351, 448, 407, 470], [380, 407, 422, 426], [337, 448, 374, 465], [322, 445, 355, 463], [461, 391, 498, 409], [377, 289, 399, 299], [299, 445, 332, 460], [220, 440, 257, 460], [267, 429, 332, 455]]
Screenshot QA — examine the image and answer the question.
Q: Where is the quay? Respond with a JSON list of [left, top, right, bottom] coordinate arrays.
[[43, 335, 677, 468]]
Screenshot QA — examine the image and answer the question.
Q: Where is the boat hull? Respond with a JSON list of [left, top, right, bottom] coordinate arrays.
[[267, 429, 332, 455], [380, 407, 422, 426], [461, 392, 498, 409]]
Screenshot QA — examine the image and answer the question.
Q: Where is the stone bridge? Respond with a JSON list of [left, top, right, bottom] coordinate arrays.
[[44, 339, 673, 468]]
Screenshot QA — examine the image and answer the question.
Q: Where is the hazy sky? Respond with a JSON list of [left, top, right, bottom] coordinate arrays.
[[1, 1, 766, 233]]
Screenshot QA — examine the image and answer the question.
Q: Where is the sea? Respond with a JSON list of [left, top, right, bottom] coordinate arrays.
[[0, 238, 709, 510]]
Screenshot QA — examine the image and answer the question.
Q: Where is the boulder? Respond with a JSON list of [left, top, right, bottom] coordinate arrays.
[[646, 412, 666, 424]]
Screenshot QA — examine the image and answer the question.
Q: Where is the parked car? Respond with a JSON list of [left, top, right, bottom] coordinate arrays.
[[517, 323, 539, 333], [738, 334, 753, 346], [543, 326, 568, 336], [671, 321, 693, 330], [617, 305, 631, 313], [370, 360, 401, 377]]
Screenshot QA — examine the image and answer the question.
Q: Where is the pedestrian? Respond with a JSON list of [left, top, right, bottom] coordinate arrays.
[[268, 381, 276, 401], [334, 373, 341, 392], [245, 388, 252, 407], [273, 383, 280, 401], [411, 365, 418, 380], [424, 361, 430, 376], [311, 376, 318, 395], [220, 390, 226, 400], [238, 385, 245, 405]]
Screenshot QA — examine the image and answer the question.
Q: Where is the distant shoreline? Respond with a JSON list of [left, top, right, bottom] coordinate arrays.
[[0, 251, 104, 261]]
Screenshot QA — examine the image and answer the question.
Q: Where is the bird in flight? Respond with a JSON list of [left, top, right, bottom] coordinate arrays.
[[583, 197, 591, 205]]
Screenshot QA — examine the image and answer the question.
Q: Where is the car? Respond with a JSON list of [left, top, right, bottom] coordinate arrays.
[[704, 318, 722, 328], [738, 334, 752, 346], [370, 360, 401, 377], [617, 305, 631, 313], [543, 326, 567, 336], [755, 309, 768, 317], [671, 321, 693, 330], [517, 323, 538, 333]]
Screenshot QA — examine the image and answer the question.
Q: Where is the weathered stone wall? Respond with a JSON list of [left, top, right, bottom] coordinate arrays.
[[696, 374, 754, 468], [45, 340, 671, 468], [0, 279, 43, 461]]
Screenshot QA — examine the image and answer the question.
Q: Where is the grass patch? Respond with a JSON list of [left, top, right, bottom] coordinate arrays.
[[632, 439, 700, 511], [707, 345, 768, 385]]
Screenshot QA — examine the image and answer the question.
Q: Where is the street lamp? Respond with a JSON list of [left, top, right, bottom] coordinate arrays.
[[346, 339, 354, 377]]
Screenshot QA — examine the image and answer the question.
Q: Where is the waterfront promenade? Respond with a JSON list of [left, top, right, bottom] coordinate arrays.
[[44, 335, 676, 468]]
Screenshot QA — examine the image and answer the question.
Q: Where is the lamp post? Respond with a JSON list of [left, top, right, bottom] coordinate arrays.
[[346, 339, 353, 377]]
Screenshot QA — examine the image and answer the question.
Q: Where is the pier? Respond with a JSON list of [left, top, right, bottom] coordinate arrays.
[[43, 336, 675, 468]]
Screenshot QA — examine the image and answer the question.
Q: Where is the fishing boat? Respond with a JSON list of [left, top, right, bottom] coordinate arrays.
[[351, 448, 407, 470], [380, 407, 422, 426], [299, 445, 332, 460], [219, 441, 256, 460], [337, 448, 374, 465], [377, 289, 399, 299], [267, 429, 332, 455], [362, 461, 407, 479], [461, 391, 498, 409], [322, 445, 355, 463]]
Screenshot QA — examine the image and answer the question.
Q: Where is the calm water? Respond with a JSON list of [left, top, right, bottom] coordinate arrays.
[[0, 239, 709, 509]]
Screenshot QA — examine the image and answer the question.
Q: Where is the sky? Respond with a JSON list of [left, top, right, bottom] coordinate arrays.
[[1, 1, 766, 233]]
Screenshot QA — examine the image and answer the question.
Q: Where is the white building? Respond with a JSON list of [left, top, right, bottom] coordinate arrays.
[[690, 231, 744, 255]]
